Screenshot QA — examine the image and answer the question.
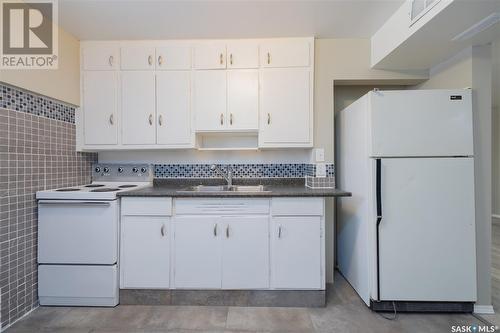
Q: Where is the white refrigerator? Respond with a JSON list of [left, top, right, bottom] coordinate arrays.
[[336, 89, 477, 311]]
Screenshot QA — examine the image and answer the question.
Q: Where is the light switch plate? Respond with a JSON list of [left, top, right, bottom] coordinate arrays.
[[315, 148, 325, 162], [316, 163, 326, 177]]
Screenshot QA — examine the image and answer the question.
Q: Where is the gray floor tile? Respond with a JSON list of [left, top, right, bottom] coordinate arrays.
[[144, 306, 228, 330], [226, 306, 315, 332]]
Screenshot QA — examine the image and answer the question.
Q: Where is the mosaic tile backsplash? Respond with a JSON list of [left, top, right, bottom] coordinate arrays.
[[155, 163, 335, 179], [0, 82, 97, 330], [0, 83, 76, 123]]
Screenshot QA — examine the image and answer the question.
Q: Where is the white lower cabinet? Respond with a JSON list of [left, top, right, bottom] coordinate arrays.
[[271, 216, 322, 289], [120, 197, 324, 291], [173, 216, 222, 288], [221, 216, 269, 289], [120, 216, 171, 289]]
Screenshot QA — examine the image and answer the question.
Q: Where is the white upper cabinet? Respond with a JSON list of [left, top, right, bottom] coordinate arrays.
[[121, 47, 156, 70], [226, 41, 259, 69], [227, 70, 258, 130], [82, 71, 118, 145], [259, 68, 312, 147], [156, 46, 191, 70], [156, 72, 192, 146], [82, 46, 119, 70], [78, 38, 314, 150], [194, 70, 227, 131], [193, 43, 227, 69], [260, 40, 310, 68], [121, 71, 156, 144]]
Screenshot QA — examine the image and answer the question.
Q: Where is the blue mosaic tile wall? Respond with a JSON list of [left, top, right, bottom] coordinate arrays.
[[155, 163, 335, 179], [0, 82, 76, 123]]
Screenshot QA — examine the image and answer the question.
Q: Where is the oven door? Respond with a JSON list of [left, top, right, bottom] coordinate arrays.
[[38, 200, 119, 264]]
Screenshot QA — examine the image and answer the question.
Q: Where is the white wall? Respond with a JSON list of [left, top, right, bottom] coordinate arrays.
[[492, 39, 500, 218], [0, 27, 80, 105], [417, 45, 493, 308]]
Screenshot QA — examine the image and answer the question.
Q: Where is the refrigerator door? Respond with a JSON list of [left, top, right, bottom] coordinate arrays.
[[369, 89, 473, 157], [376, 157, 476, 302]]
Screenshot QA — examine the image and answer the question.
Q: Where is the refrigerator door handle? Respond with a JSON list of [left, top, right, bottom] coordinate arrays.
[[376, 158, 382, 302]]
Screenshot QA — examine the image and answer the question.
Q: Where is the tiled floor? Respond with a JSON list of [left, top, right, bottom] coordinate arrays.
[[4, 272, 484, 333]]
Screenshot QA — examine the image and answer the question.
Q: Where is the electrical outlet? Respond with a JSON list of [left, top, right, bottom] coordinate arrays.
[[315, 148, 325, 162], [316, 163, 326, 177]]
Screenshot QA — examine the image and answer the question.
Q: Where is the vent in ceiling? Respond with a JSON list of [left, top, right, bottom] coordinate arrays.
[[409, 0, 441, 26]]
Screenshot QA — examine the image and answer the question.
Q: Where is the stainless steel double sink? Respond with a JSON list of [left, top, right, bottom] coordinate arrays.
[[178, 185, 270, 193]]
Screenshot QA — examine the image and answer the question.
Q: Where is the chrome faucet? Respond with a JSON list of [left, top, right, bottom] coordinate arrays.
[[210, 164, 233, 186]]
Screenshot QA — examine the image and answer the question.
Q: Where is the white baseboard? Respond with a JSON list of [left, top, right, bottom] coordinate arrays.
[[474, 304, 495, 314]]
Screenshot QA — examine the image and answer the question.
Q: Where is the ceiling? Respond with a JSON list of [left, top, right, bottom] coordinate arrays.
[[58, 0, 404, 40]]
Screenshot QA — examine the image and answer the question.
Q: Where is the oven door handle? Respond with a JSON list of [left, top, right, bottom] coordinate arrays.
[[38, 200, 112, 206]]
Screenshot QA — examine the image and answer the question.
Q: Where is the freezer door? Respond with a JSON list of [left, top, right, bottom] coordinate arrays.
[[377, 157, 476, 302], [369, 89, 473, 157]]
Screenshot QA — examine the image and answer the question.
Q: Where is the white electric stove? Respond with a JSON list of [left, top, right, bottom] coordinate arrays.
[[36, 164, 152, 307]]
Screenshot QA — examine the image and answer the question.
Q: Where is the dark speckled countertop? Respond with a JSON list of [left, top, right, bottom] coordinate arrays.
[[118, 178, 351, 198]]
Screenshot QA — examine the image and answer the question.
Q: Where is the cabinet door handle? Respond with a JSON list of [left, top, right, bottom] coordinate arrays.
[[267, 52, 271, 64], [108, 55, 114, 66], [229, 53, 233, 65], [149, 114, 153, 125], [148, 55, 153, 66], [278, 225, 282, 239], [230, 113, 233, 125], [213, 223, 218, 236], [158, 55, 163, 66], [109, 114, 114, 125], [158, 114, 163, 126], [220, 53, 224, 65], [267, 113, 271, 125], [161, 224, 165, 237], [220, 113, 224, 126], [226, 225, 229, 238]]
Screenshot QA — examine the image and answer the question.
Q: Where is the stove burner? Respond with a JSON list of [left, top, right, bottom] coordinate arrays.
[[85, 184, 105, 188], [56, 188, 81, 192], [118, 185, 138, 188], [90, 188, 120, 192]]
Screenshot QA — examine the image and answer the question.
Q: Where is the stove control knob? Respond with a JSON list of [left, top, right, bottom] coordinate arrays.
[[118, 167, 124, 173], [140, 167, 147, 173], [132, 167, 139, 173], [103, 167, 110, 173], [95, 167, 101, 173]]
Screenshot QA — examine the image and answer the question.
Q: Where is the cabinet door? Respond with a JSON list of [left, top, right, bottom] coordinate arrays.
[[121, 47, 155, 70], [259, 69, 311, 147], [221, 216, 269, 289], [82, 71, 118, 145], [271, 217, 321, 289], [227, 70, 258, 130], [174, 216, 221, 288], [260, 40, 310, 68], [193, 43, 226, 69], [156, 46, 191, 70], [82, 46, 119, 70], [156, 72, 192, 145], [193, 71, 227, 131], [121, 71, 156, 144], [226, 41, 259, 69], [121, 216, 170, 288]]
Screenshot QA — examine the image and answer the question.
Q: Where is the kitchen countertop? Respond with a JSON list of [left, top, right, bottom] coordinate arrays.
[[118, 178, 351, 198]]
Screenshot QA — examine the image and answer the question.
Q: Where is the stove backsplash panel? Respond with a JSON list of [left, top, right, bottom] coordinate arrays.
[[0, 82, 97, 330]]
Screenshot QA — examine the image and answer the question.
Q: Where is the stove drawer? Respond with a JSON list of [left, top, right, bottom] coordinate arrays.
[[38, 200, 119, 264], [39, 264, 118, 306]]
